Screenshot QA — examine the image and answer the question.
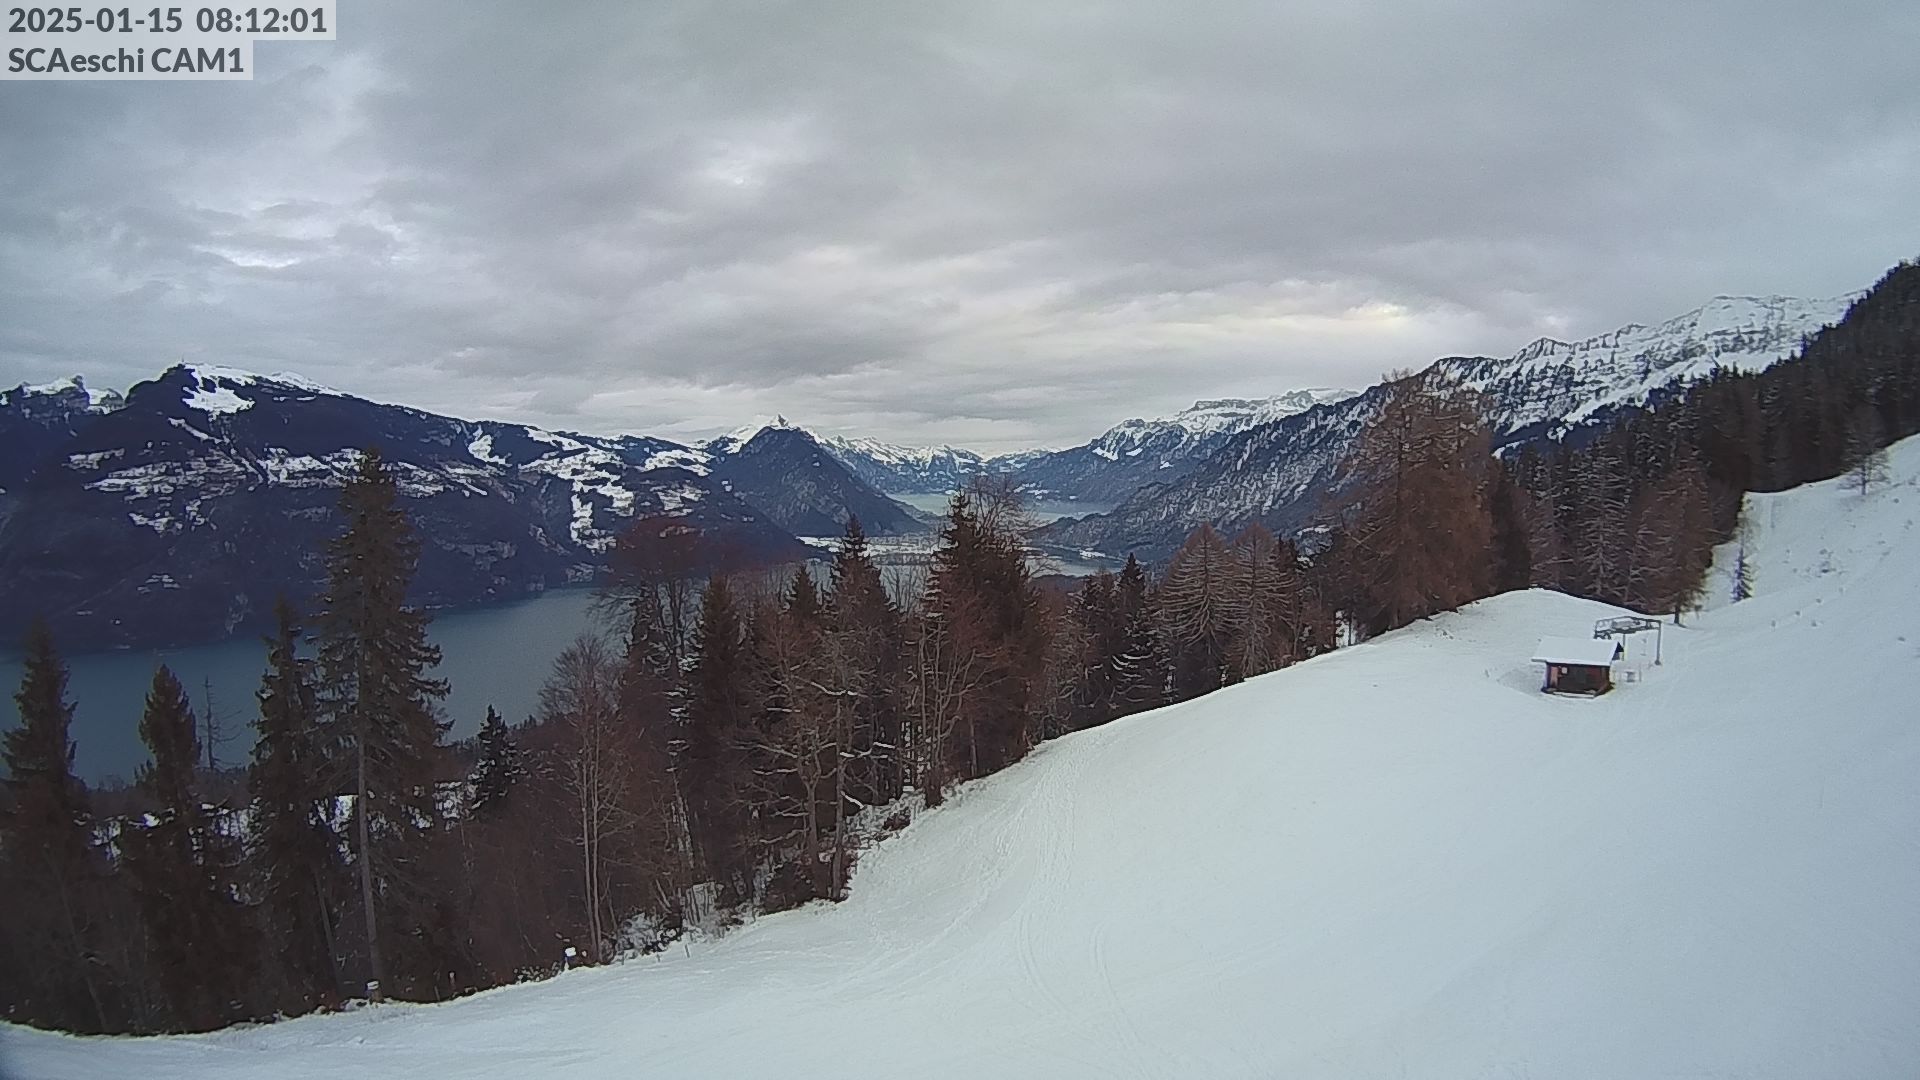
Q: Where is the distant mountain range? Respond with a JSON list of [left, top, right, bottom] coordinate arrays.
[[811, 388, 1357, 505], [0, 367, 919, 649], [0, 289, 1858, 649], [1039, 292, 1859, 558]]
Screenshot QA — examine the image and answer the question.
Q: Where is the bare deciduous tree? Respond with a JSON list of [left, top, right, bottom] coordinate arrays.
[[540, 635, 630, 964]]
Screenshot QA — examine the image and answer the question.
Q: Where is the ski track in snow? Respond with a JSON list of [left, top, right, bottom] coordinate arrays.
[[9, 439, 1920, 1079]]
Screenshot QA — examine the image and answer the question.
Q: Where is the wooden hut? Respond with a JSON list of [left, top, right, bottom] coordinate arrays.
[[1531, 636, 1622, 695]]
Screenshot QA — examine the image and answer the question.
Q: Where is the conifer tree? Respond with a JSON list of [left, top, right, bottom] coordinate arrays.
[[826, 515, 904, 806], [248, 598, 343, 1015], [313, 447, 451, 1000], [784, 565, 823, 624], [1070, 571, 1121, 726], [1731, 543, 1754, 602], [1109, 554, 1167, 717], [919, 485, 1042, 785], [681, 575, 754, 898], [614, 593, 692, 924], [1729, 519, 1756, 603], [1, 618, 108, 1030], [126, 665, 251, 1030], [469, 706, 522, 819]]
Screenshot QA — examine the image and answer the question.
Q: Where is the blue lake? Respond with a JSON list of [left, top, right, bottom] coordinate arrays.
[[0, 537, 1117, 786], [0, 587, 617, 786], [891, 492, 1116, 523]]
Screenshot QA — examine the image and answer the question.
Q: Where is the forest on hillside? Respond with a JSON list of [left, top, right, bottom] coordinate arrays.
[[3, 262, 1915, 1036]]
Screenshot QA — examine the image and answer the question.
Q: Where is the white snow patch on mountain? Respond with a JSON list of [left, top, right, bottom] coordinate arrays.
[[181, 383, 254, 414], [255, 448, 358, 487], [64, 449, 124, 470], [1085, 387, 1360, 461], [1162, 388, 1360, 436], [820, 435, 986, 470], [467, 432, 506, 466], [19, 437, 1918, 1079], [656, 484, 704, 512], [167, 417, 215, 442], [182, 364, 339, 395], [3, 374, 121, 410], [642, 447, 711, 475]]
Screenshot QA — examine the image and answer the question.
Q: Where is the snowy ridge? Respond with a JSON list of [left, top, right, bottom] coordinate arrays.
[[1134, 387, 1358, 439], [1047, 290, 1856, 556], [17, 437, 1918, 1078], [817, 434, 991, 494], [820, 434, 988, 472], [1, 374, 125, 412], [1, 364, 805, 648], [1083, 387, 1357, 463], [1441, 292, 1856, 438]]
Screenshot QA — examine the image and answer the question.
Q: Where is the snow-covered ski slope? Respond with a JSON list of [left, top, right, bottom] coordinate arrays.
[[10, 440, 1920, 1079]]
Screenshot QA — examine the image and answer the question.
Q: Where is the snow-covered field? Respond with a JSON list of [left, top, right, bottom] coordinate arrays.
[[9, 440, 1920, 1079]]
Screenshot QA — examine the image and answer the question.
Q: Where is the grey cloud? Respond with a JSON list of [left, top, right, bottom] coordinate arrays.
[[2, 0, 1918, 452]]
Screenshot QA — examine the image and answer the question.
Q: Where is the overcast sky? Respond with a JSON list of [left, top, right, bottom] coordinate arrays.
[[3, 1, 1917, 452]]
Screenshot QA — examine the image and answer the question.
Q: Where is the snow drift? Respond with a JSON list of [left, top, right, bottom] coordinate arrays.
[[9, 438, 1920, 1079]]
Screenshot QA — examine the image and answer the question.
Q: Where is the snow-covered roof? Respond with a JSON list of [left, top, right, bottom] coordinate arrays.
[[1532, 636, 1619, 667]]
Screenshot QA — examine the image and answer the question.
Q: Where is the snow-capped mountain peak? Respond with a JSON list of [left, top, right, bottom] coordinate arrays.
[[3, 374, 125, 412], [166, 363, 344, 415], [703, 414, 807, 455]]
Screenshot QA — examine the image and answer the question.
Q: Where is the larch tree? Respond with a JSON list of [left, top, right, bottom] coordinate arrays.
[[1160, 523, 1239, 699], [1627, 457, 1717, 623], [1227, 525, 1285, 681], [1843, 403, 1891, 494], [313, 447, 451, 1001], [1339, 371, 1495, 635]]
